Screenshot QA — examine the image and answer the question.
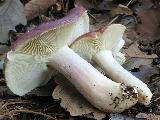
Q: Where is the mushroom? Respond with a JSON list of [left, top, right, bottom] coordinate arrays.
[[5, 6, 89, 96], [70, 24, 152, 106], [5, 6, 138, 112]]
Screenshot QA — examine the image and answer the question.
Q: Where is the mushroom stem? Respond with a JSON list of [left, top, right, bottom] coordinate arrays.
[[48, 46, 138, 112], [93, 50, 152, 105]]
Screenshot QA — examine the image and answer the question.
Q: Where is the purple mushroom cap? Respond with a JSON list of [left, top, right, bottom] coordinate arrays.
[[12, 6, 86, 51], [5, 5, 89, 96]]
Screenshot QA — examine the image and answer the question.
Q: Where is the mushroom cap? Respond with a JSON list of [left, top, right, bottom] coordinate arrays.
[[12, 6, 88, 53], [5, 6, 89, 96], [71, 24, 126, 63], [12, 6, 89, 60]]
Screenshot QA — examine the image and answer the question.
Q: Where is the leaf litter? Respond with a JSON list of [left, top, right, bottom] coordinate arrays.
[[0, 0, 160, 120]]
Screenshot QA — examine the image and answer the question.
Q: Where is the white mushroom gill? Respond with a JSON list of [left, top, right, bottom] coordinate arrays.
[[5, 52, 52, 96]]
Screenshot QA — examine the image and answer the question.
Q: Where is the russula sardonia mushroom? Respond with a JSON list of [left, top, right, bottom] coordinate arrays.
[[5, 6, 89, 96], [5, 6, 138, 112], [71, 24, 152, 106]]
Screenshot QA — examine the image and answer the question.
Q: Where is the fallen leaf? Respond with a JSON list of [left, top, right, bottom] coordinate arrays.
[[122, 41, 157, 70], [28, 79, 56, 96], [0, 0, 27, 43], [109, 113, 138, 120], [124, 42, 157, 58], [122, 42, 157, 70], [149, 76, 160, 106], [110, 4, 133, 17], [133, 1, 160, 44], [75, 0, 95, 10], [123, 58, 153, 70], [131, 65, 159, 83], [132, 0, 153, 14], [76, 0, 116, 11], [97, 0, 116, 11], [52, 74, 106, 120], [24, 0, 57, 20], [136, 113, 160, 120]]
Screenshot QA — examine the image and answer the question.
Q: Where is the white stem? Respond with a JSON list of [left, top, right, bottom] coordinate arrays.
[[48, 46, 138, 112], [94, 50, 152, 105]]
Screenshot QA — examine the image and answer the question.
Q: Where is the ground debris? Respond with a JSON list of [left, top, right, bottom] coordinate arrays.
[[24, 0, 57, 20], [109, 113, 139, 120], [136, 113, 160, 120]]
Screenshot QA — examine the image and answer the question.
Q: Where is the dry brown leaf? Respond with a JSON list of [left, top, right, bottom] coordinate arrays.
[[0, 0, 27, 43], [132, 0, 153, 13], [122, 42, 157, 70], [134, 2, 160, 44], [131, 65, 159, 83], [136, 113, 160, 120], [149, 76, 160, 106], [28, 80, 56, 96], [24, 0, 57, 20], [75, 0, 115, 11], [123, 58, 153, 70], [96, 0, 116, 11], [52, 74, 106, 120], [75, 0, 95, 10], [110, 4, 133, 17], [109, 113, 137, 120], [124, 42, 157, 58]]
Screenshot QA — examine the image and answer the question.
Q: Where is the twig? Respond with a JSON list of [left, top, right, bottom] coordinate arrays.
[[2, 98, 28, 102], [3, 105, 14, 119], [129, 56, 158, 59], [88, 11, 98, 22], [1, 101, 33, 109], [108, 16, 119, 25], [126, 0, 134, 6], [124, 50, 158, 59], [5, 109, 57, 120], [108, 0, 134, 25]]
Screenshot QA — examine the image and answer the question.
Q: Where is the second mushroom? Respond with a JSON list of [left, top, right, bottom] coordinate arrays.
[[70, 24, 152, 106]]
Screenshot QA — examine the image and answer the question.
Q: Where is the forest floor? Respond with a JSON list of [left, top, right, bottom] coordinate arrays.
[[0, 0, 160, 119]]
